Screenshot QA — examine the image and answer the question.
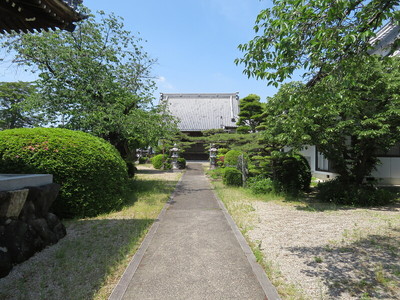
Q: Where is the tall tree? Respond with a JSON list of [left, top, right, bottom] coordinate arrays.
[[236, 0, 400, 86], [261, 56, 400, 185], [236, 94, 264, 133], [259, 81, 310, 150], [1, 8, 168, 158], [0, 81, 43, 129]]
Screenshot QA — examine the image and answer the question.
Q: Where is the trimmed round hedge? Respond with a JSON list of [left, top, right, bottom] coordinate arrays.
[[223, 167, 243, 186], [271, 152, 311, 194], [0, 128, 129, 218], [224, 150, 243, 167], [151, 154, 171, 170]]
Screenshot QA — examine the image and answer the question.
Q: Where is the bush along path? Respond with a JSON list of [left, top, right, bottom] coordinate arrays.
[[0, 128, 129, 218]]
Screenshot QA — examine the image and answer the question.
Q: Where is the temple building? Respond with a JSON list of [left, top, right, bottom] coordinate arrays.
[[161, 93, 239, 160]]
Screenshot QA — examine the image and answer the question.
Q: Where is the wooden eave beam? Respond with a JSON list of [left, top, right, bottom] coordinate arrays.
[[0, 0, 86, 33]]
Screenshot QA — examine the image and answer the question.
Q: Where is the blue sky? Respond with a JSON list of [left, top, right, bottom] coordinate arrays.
[[1, 0, 281, 102]]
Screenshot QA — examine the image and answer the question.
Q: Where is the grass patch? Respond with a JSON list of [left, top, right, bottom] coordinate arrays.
[[0, 167, 181, 300]]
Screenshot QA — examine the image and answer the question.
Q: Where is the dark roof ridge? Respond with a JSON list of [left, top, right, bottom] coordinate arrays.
[[161, 92, 239, 98]]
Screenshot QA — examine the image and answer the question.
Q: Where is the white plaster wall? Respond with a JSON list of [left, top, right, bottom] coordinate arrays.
[[313, 171, 339, 181], [295, 147, 400, 184], [299, 145, 315, 171], [372, 157, 400, 185]]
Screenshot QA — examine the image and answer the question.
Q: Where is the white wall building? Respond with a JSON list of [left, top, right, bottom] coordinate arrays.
[[299, 145, 400, 185]]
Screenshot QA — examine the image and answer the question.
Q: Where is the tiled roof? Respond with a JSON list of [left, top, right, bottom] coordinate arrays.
[[0, 0, 86, 34], [161, 93, 239, 132], [368, 22, 400, 56]]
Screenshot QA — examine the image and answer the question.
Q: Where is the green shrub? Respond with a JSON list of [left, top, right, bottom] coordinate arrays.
[[138, 156, 148, 164], [177, 157, 186, 169], [246, 176, 275, 194], [271, 152, 311, 194], [207, 167, 226, 179], [151, 154, 171, 170], [236, 125, 251, 134], [224, 150, 243, 167], [317, 178, 396, 206], [248, 166, 262, 177], [0, 128, 128, 218], [218, 148, 229, 155], [248, 155, 265, 177], [223, 167, 243, 186]]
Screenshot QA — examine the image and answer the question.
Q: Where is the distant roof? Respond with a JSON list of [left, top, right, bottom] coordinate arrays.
[[368, 22, 400, 56], [161, 93, 240, 132], [0, 0, 86, 34]]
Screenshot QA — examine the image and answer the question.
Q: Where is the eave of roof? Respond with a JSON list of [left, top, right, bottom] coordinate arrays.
[[368, 22, 400, 56], [0, 0, 86, 34]]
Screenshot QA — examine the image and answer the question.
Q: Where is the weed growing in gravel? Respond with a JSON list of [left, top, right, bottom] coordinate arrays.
[[360, 292, 372, 300], [314, 256, 323, 263]]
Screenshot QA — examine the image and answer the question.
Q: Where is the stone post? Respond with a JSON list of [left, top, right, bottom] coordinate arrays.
[[209, 144, 218, 169], [170, 144, 180, 170]]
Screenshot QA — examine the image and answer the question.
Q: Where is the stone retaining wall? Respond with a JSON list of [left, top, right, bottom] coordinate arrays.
[[0, 183, 66, 277]]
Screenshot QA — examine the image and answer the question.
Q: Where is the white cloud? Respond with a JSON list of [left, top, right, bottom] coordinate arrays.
[[156, 76, 174, 91], [205, 0, 253, 23]]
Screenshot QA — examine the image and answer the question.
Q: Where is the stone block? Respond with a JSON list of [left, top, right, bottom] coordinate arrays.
[[4, 220, 36, 263], [0, 247, 12, 278], [45, 213, 60, 230], [0, 183, 65, 278], [0, 189, 29, 218], [19, 200, 36, 223], [0, 174, 52, 192], [26, 183, 60, 217], [29, 218, 57, 245]]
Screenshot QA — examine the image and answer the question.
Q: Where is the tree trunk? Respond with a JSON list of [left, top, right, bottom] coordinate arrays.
[[103, 131, 130, 160]]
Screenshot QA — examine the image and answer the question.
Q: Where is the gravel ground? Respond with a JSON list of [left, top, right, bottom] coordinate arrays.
[[247, 201, 400, 299]]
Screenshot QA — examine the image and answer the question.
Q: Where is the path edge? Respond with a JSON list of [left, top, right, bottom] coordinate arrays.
[[209, 176, 281, 300], [108, 171, 185, 300]]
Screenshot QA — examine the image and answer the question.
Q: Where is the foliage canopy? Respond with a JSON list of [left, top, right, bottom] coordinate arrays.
[[236, 94, 264, 133], [0, 82, 42, 130], [236, 0, 400, 86], [1, 8, 177, 158], [261, 56, 400, 185]]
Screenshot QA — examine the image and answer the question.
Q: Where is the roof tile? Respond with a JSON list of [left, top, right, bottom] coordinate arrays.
[[162, 93, 239, 132]]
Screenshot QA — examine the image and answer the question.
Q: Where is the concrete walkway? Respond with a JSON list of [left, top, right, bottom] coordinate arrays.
[[109, 163, 280, 300]]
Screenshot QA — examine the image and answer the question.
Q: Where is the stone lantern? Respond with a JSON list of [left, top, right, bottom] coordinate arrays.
[[170, 144, 180, 169], [209, 144, 218, 169]]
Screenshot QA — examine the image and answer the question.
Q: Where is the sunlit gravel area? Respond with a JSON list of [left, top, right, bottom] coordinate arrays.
[[248, 201, 400, 299]]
